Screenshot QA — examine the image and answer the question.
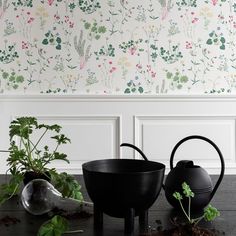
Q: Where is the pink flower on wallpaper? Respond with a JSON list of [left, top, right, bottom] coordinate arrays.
[[212, 0, 218, 6], [129, 47, 137, 55], [48, 0, 54, 6]]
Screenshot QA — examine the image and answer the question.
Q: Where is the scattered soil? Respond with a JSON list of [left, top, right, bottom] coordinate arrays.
[[51, 207, 93, 220], [0, 215, 21, 227], [140, 220, 225, 236]]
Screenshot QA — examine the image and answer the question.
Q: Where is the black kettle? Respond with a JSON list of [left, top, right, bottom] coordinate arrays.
[[164, 135, 225, 210]]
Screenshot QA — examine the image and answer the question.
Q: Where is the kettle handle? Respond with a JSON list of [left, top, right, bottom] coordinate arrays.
[[170, 135, 225, 200]]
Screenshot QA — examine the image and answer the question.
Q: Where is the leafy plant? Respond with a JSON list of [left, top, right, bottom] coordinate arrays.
[[37, 215, 83, 236], [160, 44, 183, 64], [173, 182, 220, 225], [206, 30, 226, 50], [0, 117, 83, 205], [165, 70, 188, 90], [94, 44, 115, 60], [83, 20, 106, 40], [1, 69, 24, 90], [78, 0, 101, 14], [0, 42, 19, 64], [38, 215, 68, 236], [42, 31, 62, 50], [124, 78, 144, 94]]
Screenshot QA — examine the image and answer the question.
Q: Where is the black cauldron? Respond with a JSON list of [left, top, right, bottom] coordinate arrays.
[[82, 157, 165, 234]]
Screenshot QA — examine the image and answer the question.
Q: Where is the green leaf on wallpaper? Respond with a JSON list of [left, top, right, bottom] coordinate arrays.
[[27, 60, 36, 66], [209, 31, 214, 37], [177, 84, 183, 89], [2, 72, 9, 79], [95, 35, 100, 40], [173, 75, 179, 81], [42, 39, 48, 45], [56, 45, 62, 50], [138, 87, 144, 93], [49, 38, 54, 43], [166, 72, 172, 79], [124, 88, 131, 93], [180, 76, 188, 83], [98, 26, 106, 33], [220, 37, 225, 43], [45, 31, 50, 37], [206, 39, 213, 45], [56, 37, 62, 44], [84, 22, 91, 29], [16, 76, 24, 83], [131, 88, 136, 93], [220, 45, 225, 50]]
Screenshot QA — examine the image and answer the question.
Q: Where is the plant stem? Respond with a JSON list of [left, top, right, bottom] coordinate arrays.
[[192, 215, 204, 225], [188, 196, 191, 221], [21, 137, 35, 171], [41, 143, 59, 170], [30, 127, 48, 154], [64, 229, 84, 234], [179, 199, 191, 223]]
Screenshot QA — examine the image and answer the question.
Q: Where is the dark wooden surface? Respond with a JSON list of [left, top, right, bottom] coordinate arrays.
[[0, 175, 235, 236]]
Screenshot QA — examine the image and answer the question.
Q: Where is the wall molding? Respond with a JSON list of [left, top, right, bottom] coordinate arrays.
[[2, 94, 236, 102]]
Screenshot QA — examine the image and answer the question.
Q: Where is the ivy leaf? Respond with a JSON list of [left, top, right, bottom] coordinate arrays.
[[206, 39, 213, 45], [37, 215, 68, 236], [220, 44, 225, 50], [138, 87, 144, 93], [124, 88, 131, 93], [42, 39, 49, 45], [166, 72, 173, 79], [180, 75, 188, 83]]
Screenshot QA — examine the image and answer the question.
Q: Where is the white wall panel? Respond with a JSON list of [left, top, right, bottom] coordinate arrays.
[[1, 95, 236, 174], [135, 116, 236, 173]]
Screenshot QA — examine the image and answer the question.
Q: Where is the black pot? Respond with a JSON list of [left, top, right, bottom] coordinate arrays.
[[82, 158, 165, 234], [23, 171, 51, 185], [164, 135, 225, 210]]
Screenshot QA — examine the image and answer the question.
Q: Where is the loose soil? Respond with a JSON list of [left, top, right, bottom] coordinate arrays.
[[141, 223, 225, 236], [0, 215, 21, 227], [51, 207, 93, 220]]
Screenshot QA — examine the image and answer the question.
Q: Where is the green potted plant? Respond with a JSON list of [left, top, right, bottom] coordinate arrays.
[[0, 116, 83, 205], [141, 182, 221, 236]]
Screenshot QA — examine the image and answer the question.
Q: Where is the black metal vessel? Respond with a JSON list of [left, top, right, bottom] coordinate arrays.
[[82, 158, 165, 234], [164, 135, 225, 210]]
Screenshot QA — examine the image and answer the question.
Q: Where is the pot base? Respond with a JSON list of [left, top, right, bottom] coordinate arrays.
[[94, 204, 148, 234]]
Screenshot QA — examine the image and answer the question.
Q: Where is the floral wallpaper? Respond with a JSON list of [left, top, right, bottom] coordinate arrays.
[[0, 0, 236, 94]]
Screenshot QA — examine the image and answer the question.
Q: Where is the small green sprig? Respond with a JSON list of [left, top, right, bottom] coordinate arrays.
[[173, 182, 220, 225], [37, 215, 83, 236]]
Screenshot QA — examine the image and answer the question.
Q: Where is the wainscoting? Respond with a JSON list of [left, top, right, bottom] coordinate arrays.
[[0, 95, 236, 174]]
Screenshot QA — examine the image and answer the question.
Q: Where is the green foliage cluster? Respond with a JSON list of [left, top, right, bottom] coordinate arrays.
[[176, 0, 197, 8], [0, 43, 19, 64], [160, 45, 183, 64], [38, 215, 68, 236], [166, 70, 188, 89], [42, 31, 62, 50], [78, 0, 101, 14], [173, 182, 220, 225], [124, 79, 144, 94], [0, 117, 83, 205], [37, 215, 84, 236], [94, 44, 115, 60], [1, 70, 24, 89], [206, 31, 226, 50], [84, 20, 106, 40], [119, 39, 143, 54], [12, 0, 33, 10]]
